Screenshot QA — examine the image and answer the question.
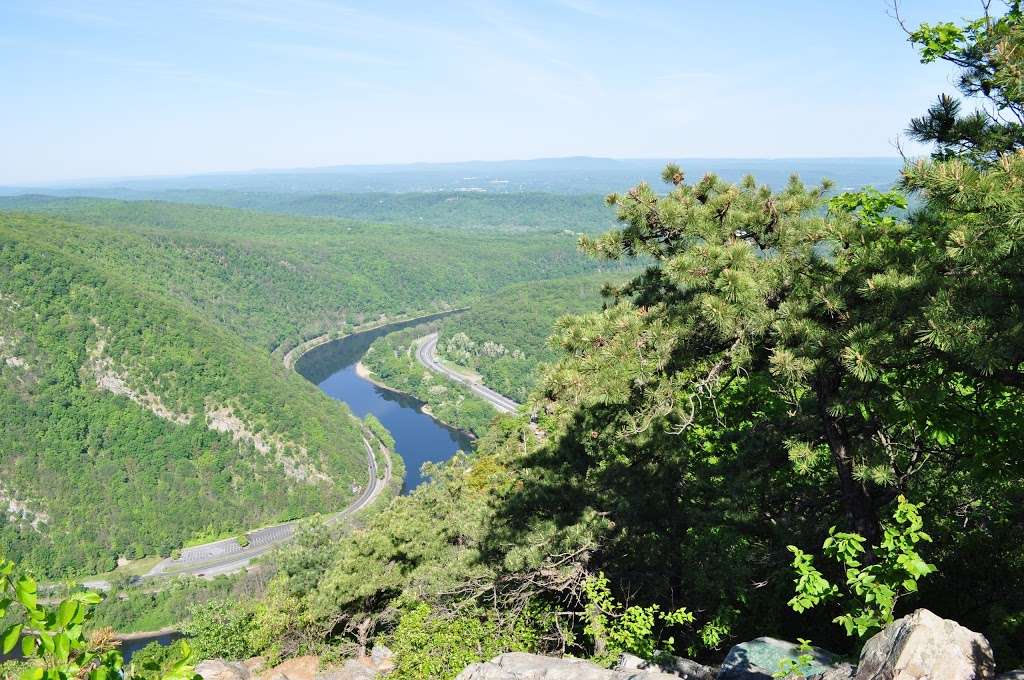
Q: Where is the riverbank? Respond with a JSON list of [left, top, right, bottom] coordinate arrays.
[[306, 315, 473, 490], [282, 308, 469, 370], [356, 360, 477, 441], [118, 626, 179, 642], [359, 323, 498, 436]]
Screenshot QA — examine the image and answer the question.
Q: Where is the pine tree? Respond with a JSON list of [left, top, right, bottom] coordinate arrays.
[[899, 0, 1024, 162]]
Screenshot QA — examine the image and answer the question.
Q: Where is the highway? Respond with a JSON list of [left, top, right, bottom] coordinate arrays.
[[81, 434, 390, 590], [75, 320, 472, 591], [415, 332, 520, 413]]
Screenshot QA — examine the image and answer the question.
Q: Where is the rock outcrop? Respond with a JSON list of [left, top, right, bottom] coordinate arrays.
[[616, 652, 715, 680], [197, 660, 252, 680], [206, 610, 1010, 680], [262, 655, 319, 680], [315, 660, 377, 680], [808, 664, 856, 680], [312, 647, 394, 680], [853, 609, 995, 680], [717, 637, 838, 680], [456, 651, 683, 679]]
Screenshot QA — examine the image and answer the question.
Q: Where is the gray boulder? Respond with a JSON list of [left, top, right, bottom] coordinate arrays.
[[996, 673, 1024, 680], [807, 664, 856, 680], [617, 652, 715, 680], [196, 660, 251, 680], [717, 638, 838, 680], [315, 660, 377, 680], [455, 651, 682, 679], [853, 609, 994, 680], [368, 645, 394, 673]]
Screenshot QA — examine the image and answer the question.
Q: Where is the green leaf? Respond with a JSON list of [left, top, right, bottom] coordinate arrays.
[[73, 591, 102, 606], [54, 633, 70, 663], [38, 633, 54, 655], [15, 576, 37, 611], [2, 623, 23, 654], [21, 634, 36, 657], [57, 600, 79, 629]]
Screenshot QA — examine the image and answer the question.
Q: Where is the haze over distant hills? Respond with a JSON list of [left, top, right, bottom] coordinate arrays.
[[0, 156, 904, 196]]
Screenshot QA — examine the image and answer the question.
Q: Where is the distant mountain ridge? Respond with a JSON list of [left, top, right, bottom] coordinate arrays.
[[0, 156, 904, 196]]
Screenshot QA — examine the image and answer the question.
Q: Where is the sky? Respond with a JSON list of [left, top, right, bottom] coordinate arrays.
[[0, 0, 987, 184]]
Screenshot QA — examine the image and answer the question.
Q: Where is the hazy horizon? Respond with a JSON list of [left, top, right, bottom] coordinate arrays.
[[2, 0, 979, 184], [2, 154, 909, 189]]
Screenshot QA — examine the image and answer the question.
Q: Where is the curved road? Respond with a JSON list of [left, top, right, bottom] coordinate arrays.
[[76, 320, 482, 590], [416, 333, 519, 413], [81, 437, 388, 590], [140, 436, 389, 580]]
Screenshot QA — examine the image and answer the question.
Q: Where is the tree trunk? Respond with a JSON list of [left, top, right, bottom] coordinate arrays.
[[816, 371, 882, 547]]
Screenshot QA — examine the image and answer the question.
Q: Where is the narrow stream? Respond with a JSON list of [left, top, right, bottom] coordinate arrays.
[[294, 312, 473, 492]]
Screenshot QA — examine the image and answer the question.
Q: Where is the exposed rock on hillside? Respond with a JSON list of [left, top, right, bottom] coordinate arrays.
[[88, 336, 194, 425], [0, 483, 49, 531], [205, 405, 332, 484]]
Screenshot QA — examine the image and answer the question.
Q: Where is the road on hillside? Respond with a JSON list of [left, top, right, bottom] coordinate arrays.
[[415, 332, 520, 413], [81, 436, 389, 590]]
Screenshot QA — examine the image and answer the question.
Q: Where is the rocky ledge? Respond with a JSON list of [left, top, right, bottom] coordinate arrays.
[[199, 609, 1021, 680]]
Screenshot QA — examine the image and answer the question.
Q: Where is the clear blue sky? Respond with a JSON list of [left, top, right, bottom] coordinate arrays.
[[0, 0, 984, 184]]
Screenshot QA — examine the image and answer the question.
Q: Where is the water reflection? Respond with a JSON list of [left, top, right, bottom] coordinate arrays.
[[295, 312, 473, 492]]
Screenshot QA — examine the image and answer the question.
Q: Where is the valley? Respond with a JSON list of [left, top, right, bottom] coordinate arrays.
[[2, 148, 1023, 676], [8, 2, 1024, 678]]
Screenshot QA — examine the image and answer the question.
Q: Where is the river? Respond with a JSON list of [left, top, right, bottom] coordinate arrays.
[[294, 312, 474, 492], [95, 315, 472, 658]]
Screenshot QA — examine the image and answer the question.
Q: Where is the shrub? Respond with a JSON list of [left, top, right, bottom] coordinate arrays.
[[787, 496, 936, 638], [181, 600, 258, 661], [385, 602, 527, 680]]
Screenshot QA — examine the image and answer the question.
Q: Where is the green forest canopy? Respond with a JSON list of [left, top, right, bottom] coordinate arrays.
[[0, 213, 368, 576], [0, 196, 631, 576], [193, 4, 1024, 674], [0, 197, 626, 352]]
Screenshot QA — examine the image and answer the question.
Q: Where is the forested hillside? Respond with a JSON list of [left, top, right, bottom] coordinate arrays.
[[0, 197, 620, 352], [0, 196, 628, 576], [435, 272, 632, 402], [0, 192, 614, 233], [0, 213, 368, 576], [159, 6, 1024, 676]]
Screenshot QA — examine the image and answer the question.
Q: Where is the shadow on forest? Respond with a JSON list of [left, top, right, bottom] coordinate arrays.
[[478, 399, 804, 620]]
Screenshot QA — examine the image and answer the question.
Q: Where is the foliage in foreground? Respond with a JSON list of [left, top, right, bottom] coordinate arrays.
[[0, 555, 196, 680], [788, 496, 936, 639], [383, 601, 534, 680]]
